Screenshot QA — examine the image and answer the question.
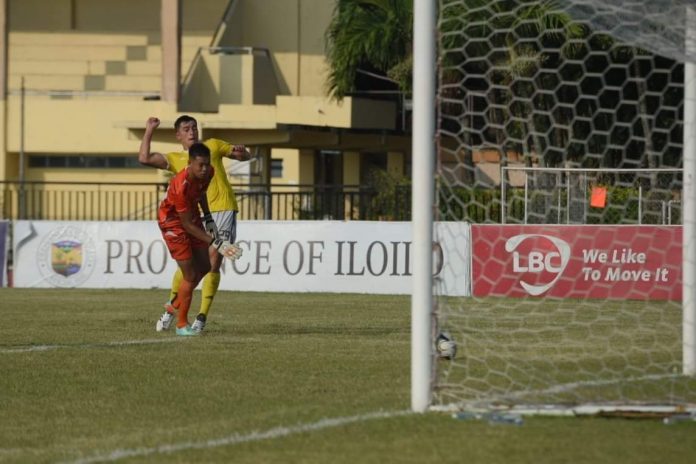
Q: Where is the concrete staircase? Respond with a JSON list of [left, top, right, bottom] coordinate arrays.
[[8, 31, 211, 94]]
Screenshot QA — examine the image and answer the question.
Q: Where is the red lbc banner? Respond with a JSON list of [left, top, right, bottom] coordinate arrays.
[[472, 225, 682, 301]]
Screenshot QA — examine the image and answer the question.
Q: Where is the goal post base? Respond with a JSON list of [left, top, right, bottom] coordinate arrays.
[[431, 403, 696, 422]]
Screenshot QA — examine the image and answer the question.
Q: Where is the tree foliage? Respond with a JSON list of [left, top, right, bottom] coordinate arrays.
[[325, 0, 413, 99]]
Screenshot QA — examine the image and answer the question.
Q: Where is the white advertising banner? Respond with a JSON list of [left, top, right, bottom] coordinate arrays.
[[12, 220, 470, 295]]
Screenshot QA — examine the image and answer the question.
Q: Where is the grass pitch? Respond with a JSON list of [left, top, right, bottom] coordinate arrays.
[[0, 289, 695, 463]]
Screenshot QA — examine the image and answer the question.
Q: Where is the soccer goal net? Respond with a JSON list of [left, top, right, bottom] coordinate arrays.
[[423, 0, 696, 414]]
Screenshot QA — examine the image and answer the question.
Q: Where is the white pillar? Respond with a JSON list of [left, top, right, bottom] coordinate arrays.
[[411, 0, 436, 412]]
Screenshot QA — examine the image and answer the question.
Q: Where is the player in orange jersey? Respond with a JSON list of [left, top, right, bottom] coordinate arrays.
[[140, 116, 250, 333], [156, 142, 242, 336]]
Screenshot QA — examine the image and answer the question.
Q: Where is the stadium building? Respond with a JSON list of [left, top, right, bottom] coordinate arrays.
[[0, 0, 411, 220]]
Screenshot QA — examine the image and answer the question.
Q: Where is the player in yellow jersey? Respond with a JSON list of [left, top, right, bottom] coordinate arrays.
[[138, 115, 251, 333]]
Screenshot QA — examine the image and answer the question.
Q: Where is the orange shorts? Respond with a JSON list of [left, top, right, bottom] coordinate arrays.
[[160, 226, 209, 261]]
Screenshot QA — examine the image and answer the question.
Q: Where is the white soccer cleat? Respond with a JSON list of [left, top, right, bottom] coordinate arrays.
[[156, 309, 175, 332], [212, 239, 243, 260], [191, 314, 206, 333]]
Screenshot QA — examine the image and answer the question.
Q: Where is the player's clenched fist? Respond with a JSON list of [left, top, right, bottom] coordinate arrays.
[[211, 238, 243, 260], [145, 117, 160, 131]]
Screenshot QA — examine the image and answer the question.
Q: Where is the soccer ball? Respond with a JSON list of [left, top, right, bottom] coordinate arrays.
[[436, 332, 457, 360]]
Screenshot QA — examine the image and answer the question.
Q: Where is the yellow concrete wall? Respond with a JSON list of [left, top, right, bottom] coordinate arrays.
[[7, 0, 225, 94], [24, 166, 159, 183], [343, 152, 360, 185], [1, 96, 284, 183], [235, 0, 298, 95], [271, 148, 300, 185], [180, 52, 280, 111], [179, 53, 222, 112], [221, 0, 332, 97], [342, 151, 361, 219], [387, 152, 405, 177], [10, 0, 228, 32], [9, 0, 72, 30], [7, 0, 377, 125], [298, 0, 332, 97], [8, 0, 346, 102], [3, 97, 278, 155], [5, 98, 180, 156], [276, 96, 396, 130], [299, 149, 314, 185], [72, 0, 160, 31]]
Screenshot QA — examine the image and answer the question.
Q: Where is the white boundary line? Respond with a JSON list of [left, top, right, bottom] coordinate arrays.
[[0, 338, 187, 353], [64, 409, 412, 464]]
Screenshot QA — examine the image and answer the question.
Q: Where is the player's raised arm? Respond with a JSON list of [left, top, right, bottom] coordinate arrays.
[[227, 144, 252, 161], [138, 117, 168, 169]]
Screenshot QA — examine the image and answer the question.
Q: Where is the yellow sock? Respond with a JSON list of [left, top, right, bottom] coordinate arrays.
[[169, 268, 184, 304], [200, 272, 221, 317]]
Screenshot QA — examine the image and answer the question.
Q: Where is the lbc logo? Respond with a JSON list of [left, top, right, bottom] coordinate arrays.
[[512, 250, 564, 273], [505, 234, 571, 296]]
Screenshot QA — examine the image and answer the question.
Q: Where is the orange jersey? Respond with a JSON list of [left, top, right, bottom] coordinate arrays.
[[157, 166, 215, 229], [164, 138, 239, 212]]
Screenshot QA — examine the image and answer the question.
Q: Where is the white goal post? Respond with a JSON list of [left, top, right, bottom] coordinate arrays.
[[412, 0, 696, 414], [411, 0, 436, 413], [682, 4, 696, 377]]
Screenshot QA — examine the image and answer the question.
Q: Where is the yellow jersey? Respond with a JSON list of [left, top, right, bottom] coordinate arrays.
[[164, 138, 238, 212]]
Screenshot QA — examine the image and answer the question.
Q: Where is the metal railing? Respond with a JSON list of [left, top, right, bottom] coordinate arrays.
[[500, 167, 683, 225], [0, 181, 411, 221], [0, 181, 167, 221]]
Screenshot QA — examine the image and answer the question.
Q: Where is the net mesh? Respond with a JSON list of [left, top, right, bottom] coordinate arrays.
[[434, 0, 696, 411]]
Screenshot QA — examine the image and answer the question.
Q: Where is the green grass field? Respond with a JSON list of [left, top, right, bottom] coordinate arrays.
[[1, 289, 695, 464]]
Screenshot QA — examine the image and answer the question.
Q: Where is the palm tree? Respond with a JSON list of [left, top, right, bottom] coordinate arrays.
[[325, 0, 413, 99]]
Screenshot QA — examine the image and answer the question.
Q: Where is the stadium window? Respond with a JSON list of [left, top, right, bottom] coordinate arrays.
[[109, 157, 126, 168], [28, 155, 143, 168], [66, 157, 82, 168], [316, 150, 343, 186], [271, 158, 284, 178], [82, 157, 107, 168], [47, 157, 67, 168], [120, 157, 142, 168]]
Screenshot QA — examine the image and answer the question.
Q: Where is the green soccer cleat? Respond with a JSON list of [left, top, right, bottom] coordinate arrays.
[[175, 325, 199, 336]]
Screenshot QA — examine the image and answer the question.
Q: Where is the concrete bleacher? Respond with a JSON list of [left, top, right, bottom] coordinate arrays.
[[8, 31, 211, 94]]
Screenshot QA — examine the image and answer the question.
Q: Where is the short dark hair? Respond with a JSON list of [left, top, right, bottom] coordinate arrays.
[[189, 142, 210, 159], [174, 115, 197, 130]]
